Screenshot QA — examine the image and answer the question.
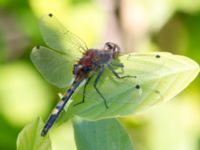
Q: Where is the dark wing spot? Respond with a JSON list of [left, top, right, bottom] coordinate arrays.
[[155, 54, 161, 58], [48, 13, 53, 17], [135, 84, 140, 89], [36, 45, 40, 49]]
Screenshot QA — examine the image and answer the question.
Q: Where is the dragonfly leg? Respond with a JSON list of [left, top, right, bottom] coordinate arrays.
[[111, 63, 124, 68], [93, 67, 109, 109], [111, 63, 125, 74], [74, 75, 93, 106], [107, 63, 136, 79]]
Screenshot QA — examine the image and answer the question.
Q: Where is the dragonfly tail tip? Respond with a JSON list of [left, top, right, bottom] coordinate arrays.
[[41, 127, 48, 137]]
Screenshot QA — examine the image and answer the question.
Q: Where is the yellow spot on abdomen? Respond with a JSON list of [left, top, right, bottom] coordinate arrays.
[[52, 108, 59, 115]]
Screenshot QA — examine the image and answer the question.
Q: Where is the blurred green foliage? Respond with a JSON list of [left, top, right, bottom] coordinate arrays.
[[0, 0, 200, 150]]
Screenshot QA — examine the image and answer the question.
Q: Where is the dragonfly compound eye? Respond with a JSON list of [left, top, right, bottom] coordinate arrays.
[[104, 42, 120, 58]]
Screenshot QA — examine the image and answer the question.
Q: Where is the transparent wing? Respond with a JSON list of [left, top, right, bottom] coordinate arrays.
[[31, 46, 74, 88], [59, 52, 199, 121], [39, 13, 88, 59]]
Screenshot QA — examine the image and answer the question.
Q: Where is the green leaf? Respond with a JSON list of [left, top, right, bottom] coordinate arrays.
[[59, 52, 199, 122], [17, 117, 51, 150], [73, 118, 133, 150]]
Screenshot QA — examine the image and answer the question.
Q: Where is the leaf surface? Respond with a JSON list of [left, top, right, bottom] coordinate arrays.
[[17, 117, 51, 150], [73, 118, 133, 150], [59, 52, 199, 122]]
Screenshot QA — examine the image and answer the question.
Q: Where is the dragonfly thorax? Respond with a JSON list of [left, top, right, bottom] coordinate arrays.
[[73, 42, 121, 79]]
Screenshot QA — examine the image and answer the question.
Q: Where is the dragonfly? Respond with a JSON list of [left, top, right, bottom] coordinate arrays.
[[31, 13, 198, 137], [35, 13, 139, 136], [39, 40, 136, 136]]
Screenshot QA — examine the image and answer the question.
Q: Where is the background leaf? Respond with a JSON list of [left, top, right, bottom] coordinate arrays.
[[73, 118, 133, 150], [16, 117, 51, 150]]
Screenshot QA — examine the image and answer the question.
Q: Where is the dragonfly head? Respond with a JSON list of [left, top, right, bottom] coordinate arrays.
[[104, 42, 120, 59]]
